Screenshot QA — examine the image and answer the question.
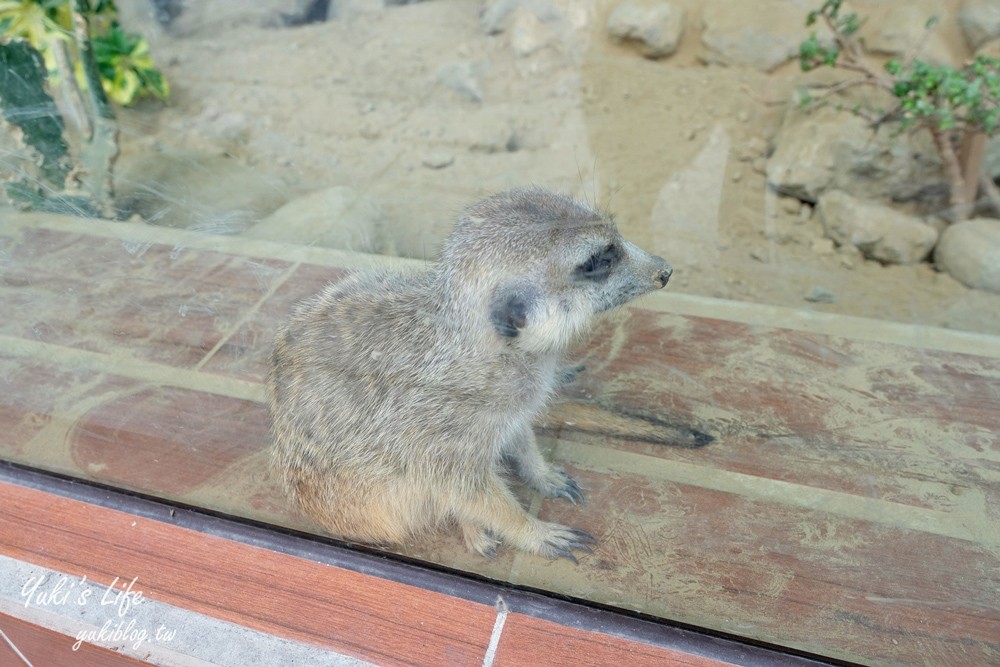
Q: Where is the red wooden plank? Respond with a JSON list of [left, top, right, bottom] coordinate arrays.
[[0, 480, 496, 667], [0, 611, 149, 667], [497, 612, 735, 667]]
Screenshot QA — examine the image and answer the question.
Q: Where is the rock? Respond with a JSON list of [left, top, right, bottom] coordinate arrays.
[[817, 190, 939, 265], [701, 0, 823, 72], [960, 0, 1000, 50], [736, 136, 768, 162], [606, 0, 685, 59], [976, 35, 1000, 59], [805, 286, 836, 303], [767, 105, 946, 205], [437, 62, 484, 103], [479, 0, 563, 35], [510, 7, 556, 56], [421, 152, 455, 169], [116, 152, 287, 233], [481, 0, 518, 33], [244, 186, 396, 255], [866, 2, 960, 65], [780, 196, 801, 215], [935, 218, 1000, 292]]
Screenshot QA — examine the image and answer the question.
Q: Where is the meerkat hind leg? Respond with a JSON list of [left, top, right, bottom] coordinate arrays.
[[506, 426, 585, 505], [454, 474, 594, 562]]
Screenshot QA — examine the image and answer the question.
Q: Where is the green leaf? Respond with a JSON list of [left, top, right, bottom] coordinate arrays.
[[0, 39, 69, 186]]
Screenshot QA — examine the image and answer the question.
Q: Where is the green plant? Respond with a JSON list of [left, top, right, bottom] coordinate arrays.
[[0, 0, 167, 216], [0, 0, 168, 105], [93, 20, 168, 105], [798, 0, 1000, 220]]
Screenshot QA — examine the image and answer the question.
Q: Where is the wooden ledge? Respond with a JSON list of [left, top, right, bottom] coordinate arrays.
[[2, 212, 997, 665], [0, 469, 824, 667]]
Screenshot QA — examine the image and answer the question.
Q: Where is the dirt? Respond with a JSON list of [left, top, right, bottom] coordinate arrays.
[[109, 0, 1000, 336]]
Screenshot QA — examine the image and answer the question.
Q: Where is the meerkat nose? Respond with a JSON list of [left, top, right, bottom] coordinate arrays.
[[654, 263, 673, 288]]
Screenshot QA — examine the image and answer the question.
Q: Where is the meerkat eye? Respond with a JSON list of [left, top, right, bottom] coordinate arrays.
[[576, 243, 620, 281]]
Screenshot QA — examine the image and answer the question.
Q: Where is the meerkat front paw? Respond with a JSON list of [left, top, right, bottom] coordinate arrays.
[[532, 521, 597, 563], [462, 524, 500, 559], [536, 467, 586, 506]]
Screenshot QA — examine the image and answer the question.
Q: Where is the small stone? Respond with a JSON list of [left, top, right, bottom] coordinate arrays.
[[737, 137, 767, 162], [751, 156, 767, 175], [422, 152, 454, 169], [606, 0, 685, 59], [480, 0, 518, 34], [438, 62, 483, 103], [805, 286, 836, 304], [480, 0, 562, 35], [737, 110, 750, 123], [750, 248, 769, 262], [780, 196, 801, 215], [510, 7, 555, 57], [935, 218, 1000, 292], [731, 171, 742, 183]]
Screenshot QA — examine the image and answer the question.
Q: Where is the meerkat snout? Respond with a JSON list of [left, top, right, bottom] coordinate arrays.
[[655, 262, 673, 288], [268, 187, 674, 563]]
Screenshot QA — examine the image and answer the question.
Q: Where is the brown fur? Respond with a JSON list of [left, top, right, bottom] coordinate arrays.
[[267, 188, 672, 561]]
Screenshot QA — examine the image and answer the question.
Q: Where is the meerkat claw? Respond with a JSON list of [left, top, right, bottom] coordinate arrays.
[[569, 528, 598, 545], [548, 544, 579, 564], [551, 472, 585, 506]]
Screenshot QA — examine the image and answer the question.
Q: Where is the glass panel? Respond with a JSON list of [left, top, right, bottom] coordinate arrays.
[[2, 1, 998, 664]]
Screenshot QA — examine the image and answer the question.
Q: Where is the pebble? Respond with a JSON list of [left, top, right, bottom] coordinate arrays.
[[437, 62, 484, 103], [422, 152, 455, 169], [804, 286, 836, 304]]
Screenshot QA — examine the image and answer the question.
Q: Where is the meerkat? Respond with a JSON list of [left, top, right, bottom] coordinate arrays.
[[267, 187, 672, 562]]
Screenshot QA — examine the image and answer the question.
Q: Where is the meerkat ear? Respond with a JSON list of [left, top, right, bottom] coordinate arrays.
[[490, 283, 537, 338]]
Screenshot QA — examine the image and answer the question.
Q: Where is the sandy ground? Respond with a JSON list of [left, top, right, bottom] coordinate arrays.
[[108, 0, 1000, 336]]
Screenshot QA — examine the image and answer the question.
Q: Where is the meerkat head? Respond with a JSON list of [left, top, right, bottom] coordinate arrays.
[[440, 188, 672, 355]]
